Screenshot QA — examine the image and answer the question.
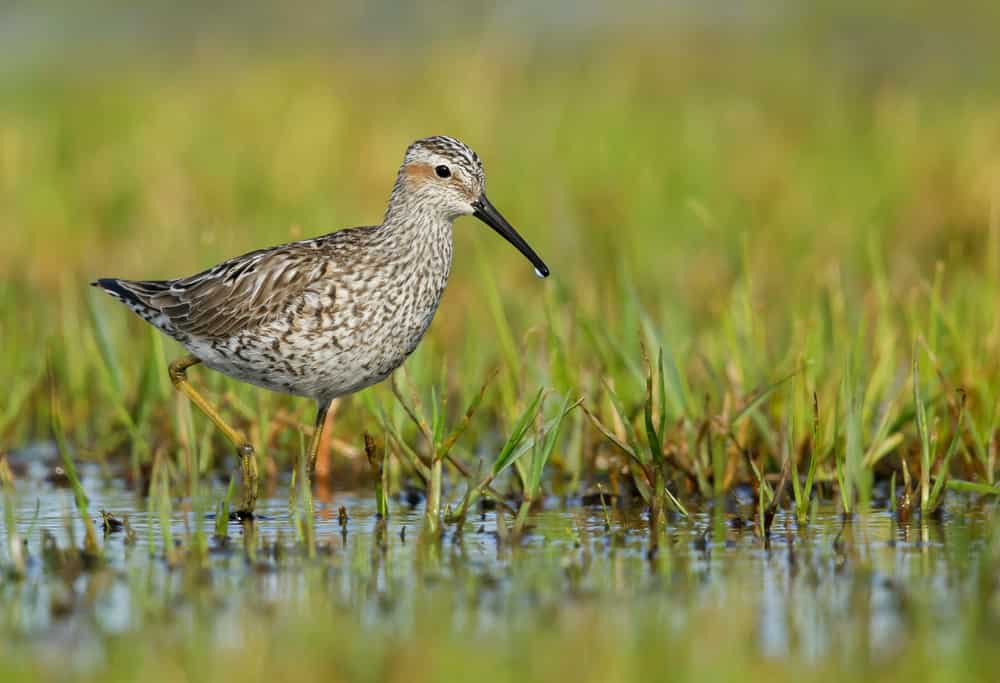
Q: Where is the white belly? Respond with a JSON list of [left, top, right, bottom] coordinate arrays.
[[183, 276, 445, 402]]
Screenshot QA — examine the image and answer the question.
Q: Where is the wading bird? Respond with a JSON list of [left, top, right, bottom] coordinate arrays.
[[93, 136, 549, 515]]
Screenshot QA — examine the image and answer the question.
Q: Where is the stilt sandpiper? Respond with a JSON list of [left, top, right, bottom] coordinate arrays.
[[93, 135, 549, 515]]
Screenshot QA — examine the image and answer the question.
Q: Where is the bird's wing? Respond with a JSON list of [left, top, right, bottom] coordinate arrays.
[[104, 240, 332, 341]]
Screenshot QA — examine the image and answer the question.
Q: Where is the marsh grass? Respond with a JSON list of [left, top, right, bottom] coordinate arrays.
[[49, 380, 102, 564], [363, 433, 389, 519], [4, 5, 1000, 680], [0, 457, 25, 579], [291, 431, 317, 558], [511, 393, 578, 536], [6, 60, 1000, 522], [386, 368, 495, 536]]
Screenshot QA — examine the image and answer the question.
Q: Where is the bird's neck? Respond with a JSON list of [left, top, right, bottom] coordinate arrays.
[[381, 185, 455, 247], [376, 184, 454, 317]]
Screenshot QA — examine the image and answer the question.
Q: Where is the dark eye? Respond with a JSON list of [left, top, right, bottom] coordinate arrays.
[[435, 165, 451, 178]]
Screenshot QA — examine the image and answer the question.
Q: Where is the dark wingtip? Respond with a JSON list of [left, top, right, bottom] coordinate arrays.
[[94, 277, 121, 292], [93, 277, 139, 305]]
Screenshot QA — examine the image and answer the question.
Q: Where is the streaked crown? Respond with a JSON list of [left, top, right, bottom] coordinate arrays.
[[404, 135, 484, 185]]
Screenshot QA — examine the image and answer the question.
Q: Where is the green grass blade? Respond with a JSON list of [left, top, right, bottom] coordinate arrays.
[[492, 387, 544, 477], [913, 352, 932, 511], [729, 369, 799, 426], [603, 379, 645, 464], [527, 395, 575, 494]]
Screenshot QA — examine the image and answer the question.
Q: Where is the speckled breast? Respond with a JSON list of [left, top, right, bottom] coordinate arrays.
[[190, 242, 452, 402]]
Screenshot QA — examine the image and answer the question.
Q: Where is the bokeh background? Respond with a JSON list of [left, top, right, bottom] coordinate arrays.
[[4, 4, 1000, 683], [3, 0, 1000, 460]]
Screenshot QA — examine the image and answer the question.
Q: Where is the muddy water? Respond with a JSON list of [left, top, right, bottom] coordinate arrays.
[[1, 458, 996, 665]]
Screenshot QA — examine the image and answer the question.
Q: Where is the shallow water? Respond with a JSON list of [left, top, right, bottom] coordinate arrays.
[[1, 456, 997, 669]]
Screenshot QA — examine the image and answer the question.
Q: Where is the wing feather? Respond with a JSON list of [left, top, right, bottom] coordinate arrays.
[[111, 242, 326, 340], [94, 226, 385, 341]]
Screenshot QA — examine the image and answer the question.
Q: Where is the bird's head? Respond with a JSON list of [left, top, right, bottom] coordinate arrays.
[[389, 135, 549, 278]]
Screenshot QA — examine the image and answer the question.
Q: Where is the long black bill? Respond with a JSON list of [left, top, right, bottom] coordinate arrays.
[[472, 194, 550, 278]]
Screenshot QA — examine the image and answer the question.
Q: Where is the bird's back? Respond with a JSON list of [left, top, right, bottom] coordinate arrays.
[[93, 223, 453, 401]]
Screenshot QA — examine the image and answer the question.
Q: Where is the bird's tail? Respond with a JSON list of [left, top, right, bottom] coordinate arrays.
[[92, 278, 146, 308], [91, 277, 176, 334]]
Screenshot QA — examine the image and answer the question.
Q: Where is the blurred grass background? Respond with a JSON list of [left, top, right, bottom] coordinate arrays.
[[4, 3, 1000, 683], [2, 0, 1000, 483]]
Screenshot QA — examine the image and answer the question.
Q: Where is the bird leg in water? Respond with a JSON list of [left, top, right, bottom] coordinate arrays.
[[168, 355, 258, 515], [306, 399, 332, 479]]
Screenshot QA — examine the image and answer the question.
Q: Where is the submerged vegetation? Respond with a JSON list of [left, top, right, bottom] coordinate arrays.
[[3, 2, 1000, 681]]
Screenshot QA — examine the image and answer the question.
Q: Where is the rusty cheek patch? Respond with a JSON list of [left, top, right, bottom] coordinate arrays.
[[403, 163, 477, 200], [403, 162, 438, 185]]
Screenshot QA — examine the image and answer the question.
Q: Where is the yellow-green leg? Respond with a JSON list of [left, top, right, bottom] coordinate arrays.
[[306, 399, 332, 479], [168, 356, 258, 516]]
